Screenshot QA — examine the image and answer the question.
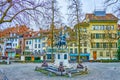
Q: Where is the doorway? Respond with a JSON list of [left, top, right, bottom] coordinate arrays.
[[93, 51, 97, 60]]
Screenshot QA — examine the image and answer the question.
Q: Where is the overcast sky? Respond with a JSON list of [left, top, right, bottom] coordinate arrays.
[[0, 0, 115, 30], [58, 0, 113, 25]]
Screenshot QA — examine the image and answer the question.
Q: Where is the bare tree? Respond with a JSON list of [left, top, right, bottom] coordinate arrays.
[[43, 0, 62, 62], [68, 0, 83, 63], [102, 27, 117, 59], [104, 0, 120, 19], [0, 0, 51, 28], [41, 0, 63, 27], [104, 0, 118, 7], [67, 0, 83, 27], [112, 3, 120, 20]]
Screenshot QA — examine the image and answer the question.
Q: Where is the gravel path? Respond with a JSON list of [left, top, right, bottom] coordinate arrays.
[[0, 62, 120, 80]]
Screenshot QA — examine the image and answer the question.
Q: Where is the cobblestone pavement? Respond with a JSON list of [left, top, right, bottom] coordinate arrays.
[[0, 62, 120, 80]]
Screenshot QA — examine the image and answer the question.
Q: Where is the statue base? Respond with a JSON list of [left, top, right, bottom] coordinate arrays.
[[54, 52, 70, 68]]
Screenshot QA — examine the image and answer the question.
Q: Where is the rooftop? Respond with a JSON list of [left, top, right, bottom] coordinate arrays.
[[0, 25, 30, 38], [86, 13, 118, 22]]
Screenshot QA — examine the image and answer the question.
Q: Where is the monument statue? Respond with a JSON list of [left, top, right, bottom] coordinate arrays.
[[55, 31, 67, 49], [54, 27, 70, 68]]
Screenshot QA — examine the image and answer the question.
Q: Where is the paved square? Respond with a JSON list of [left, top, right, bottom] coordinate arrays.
[[0, 62, 120, 80]]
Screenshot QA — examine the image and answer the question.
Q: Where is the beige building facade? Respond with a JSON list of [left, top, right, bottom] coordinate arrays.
[[85, 11, 118, 60]]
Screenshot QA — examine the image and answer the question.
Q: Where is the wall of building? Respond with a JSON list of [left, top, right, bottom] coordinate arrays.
[[89, 22, 118, 60]]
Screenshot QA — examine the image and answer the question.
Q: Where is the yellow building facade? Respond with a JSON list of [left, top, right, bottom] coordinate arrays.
[[85, 11, 118, 60]]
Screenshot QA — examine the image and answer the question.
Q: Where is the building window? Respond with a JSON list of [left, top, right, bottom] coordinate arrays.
[[35, 44, 37, 48], [101, 25, 104, 30], [103, 43, 106, 48], [95, 25, 99, 30], [100, 26, 103, 30], [100, 52, 103, 57], [64, 54, 67, 59], [84, 42, 87, 47], [70, 48, 73, 53], [47, 54, 51, 59], [29, 41, 31, 44], [109, 43, 112, 48], [102, 34, 105, 39], [111, 25, 114, 30], [38, 44, 40, 48], [26, 41, 28, 45], [13, 43, 15, 47], [108, 26, 111, 30], [42, 43, 45, 47], [116, 43, 117, 48], [84, 48, 87, 53], [74, 48, 77, 53], [25, 46, 29, 49], [96, 34, 99, 39], [106, 52, 110, 57], [34, 50, 37, 53], [35, 39, 37, 43], [104, 26, 106, 30], [15, 43, 17, 46], [42, 37, 45, 40], [96, 43, 99, 48], [38, 50, 41, 53], [38, 39, 40, 42], [58, 54, 60, 59], [15, 39, 17, 41], [92, 25, 95, 30], [10, 39, 13, 42]]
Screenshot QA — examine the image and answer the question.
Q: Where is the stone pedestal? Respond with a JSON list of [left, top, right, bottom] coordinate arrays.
[[54, 52, 70, 68]]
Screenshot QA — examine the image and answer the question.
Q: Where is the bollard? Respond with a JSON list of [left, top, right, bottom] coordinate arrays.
[[84, 66, 88, 74], [7, 57, 10, 64], [68, 71, 71, 77]]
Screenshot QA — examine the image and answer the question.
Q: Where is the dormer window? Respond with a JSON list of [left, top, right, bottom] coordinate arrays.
[[94, 10, 106, 16]]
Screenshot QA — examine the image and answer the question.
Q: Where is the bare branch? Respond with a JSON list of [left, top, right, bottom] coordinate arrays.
[[0, 1, 7, 6], [105, 0, 118, 6], [0, 2, 13, 23], [1, 6, 40, 24], [0, 0, 51, 28]]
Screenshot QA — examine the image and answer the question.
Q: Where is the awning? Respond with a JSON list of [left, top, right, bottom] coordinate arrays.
[[69, 54, 78, 56], [80, 53, 90, 56], [69, 53, 90, 57]]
